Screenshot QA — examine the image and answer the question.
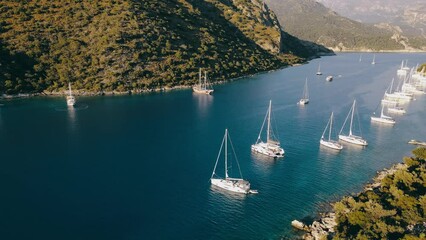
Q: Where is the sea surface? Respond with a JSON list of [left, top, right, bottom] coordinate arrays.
[[0, 53, 425, 240]]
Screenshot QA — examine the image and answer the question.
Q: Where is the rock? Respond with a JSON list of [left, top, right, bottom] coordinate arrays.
[[291, 220, 309, 231], [310, 221, 328, 240]]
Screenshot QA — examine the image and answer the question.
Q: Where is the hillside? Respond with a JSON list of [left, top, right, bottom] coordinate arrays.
[[0, 0, 330, 95], [318, 0, 426, 50], [334, 148, 426, 239], [265, 0, 421, 52]]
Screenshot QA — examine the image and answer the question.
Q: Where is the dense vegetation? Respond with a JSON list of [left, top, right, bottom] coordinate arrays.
[[265, 0, 416, 51], [334, 147, 426, 239], [0, 0, 329, 95], [418, 63, 426, 73]]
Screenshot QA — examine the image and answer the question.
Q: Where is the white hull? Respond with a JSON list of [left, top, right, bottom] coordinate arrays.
[[251, 142, 284, 158], [298, 99, 309, 105], [211, 178, 250, 194], [320, 139, 343, 150], [316, 72, 322, 75], [339, 134, 368, 146], [66, 96, 76, 106], [385, 92, 413, 101], [193, 87, 214, 95], [371, 116, 395, 125], [381, 99, 398, 105], [388, 107, 406, 114], [326, 76, 333, 81]]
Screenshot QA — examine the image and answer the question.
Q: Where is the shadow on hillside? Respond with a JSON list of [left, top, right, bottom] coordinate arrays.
[[281, 31, 334, 59], [0, 40, 40, 94]]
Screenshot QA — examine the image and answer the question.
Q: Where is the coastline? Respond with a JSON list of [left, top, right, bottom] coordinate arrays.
[[292, 163, 406, 240], [0, 61, 312, 100]]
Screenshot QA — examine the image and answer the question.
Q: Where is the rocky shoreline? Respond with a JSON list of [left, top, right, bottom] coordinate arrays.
[[291, 163, 406, 240]]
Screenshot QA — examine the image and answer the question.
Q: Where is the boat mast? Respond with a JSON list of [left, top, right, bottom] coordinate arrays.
[[305, 78, 309, 99], [204, 71, 207, 90], [349, 100, 355, 136], [225, 129, 228, 179], [199, 68, 202, 88], [68, 82, 72, 96], [267, 100, 271, 142], [328, 112, 333, 141]]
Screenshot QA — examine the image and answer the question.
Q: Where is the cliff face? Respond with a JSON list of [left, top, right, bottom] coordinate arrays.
[[0, 0, 324, 94]]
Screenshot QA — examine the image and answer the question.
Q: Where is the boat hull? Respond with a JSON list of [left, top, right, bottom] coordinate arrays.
[[66, 96, 76, 106], [251, 142, 284, 158], [193, 87, 214, 95], [298, 99, 309, 105], [338, 134, 368, 146], [211, 178, 250, 194], [388, 107, 406, 114], [320, 139, 343, 150], [371, 116, 396, 125]]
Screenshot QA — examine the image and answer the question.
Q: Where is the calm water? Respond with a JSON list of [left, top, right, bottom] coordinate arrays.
[[0, 53, 425, 240]]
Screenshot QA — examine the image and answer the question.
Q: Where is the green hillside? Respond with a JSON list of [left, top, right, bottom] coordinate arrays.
[[265, 0, 408, 51], [0, 0, 329, 95], [334, 148, 426, 239]]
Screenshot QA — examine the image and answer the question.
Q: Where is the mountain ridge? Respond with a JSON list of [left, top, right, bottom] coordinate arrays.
[[265, 0, 426, 52]]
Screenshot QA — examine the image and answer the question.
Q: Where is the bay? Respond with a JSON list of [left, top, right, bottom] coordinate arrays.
[[0, 53, 425, 239]]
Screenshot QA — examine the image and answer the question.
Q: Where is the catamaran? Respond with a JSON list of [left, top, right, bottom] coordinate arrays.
[[211, 129, 257, 194], [320, 112, 343, 150], [251, 100, 285, 158], [316, 63, 322, 75], [66, 82, 76, 106], [298, 78, 309, 105], [371, 103, 396, 125], [338, 100, 368, 146], [193, 68, 214, 95]]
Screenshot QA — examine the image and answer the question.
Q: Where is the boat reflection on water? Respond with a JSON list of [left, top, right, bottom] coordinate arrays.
[[193, 93, 213, 118]]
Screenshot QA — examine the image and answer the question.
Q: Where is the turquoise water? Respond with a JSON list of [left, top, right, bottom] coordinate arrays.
[[0, 53, 425, 239]]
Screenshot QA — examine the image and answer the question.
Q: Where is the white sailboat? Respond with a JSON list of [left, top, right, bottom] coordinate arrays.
[[320, 112, 343, 150], [193, 68, 214, 95], [371, 104, 396, 125], [316, 63, 322, 75], [338, 100, 368, 146], [359, 54, 362, 62], [66, 82, 76, 106], [371, 54, 376, 65], [211, 129, 257, 194], [388, 106, 406, 114], [298, 78, 309, 105], [251, 100, 285, 158]]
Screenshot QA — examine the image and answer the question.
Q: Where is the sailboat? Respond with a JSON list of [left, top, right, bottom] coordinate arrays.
[[298, 78, 309, 105], [211, 129, 257, 194], [359, 54, 362, 62], [66, 82, 76, 106], [371, 103, 396, 125], [251, 100, 285, 158], [388, 106, 406, 114], [338, 100, 368, 146], [193, 68, 214, 95], [371, 54, 376, 65], [320, 112, 343, 150], [316, 63, 322, 75]]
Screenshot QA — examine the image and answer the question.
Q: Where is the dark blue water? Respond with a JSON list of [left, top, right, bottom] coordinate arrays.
[[0, 53, 425, 240]]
